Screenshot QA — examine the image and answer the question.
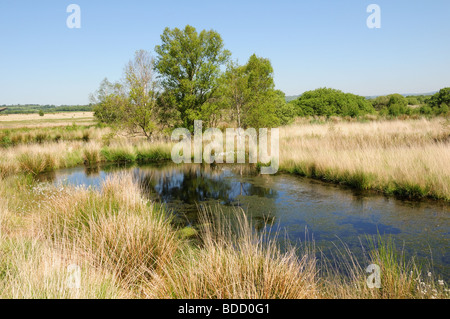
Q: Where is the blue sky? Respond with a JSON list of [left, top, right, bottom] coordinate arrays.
[[0, 0, 449, 105]]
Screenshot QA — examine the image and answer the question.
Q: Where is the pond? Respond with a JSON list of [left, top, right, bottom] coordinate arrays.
[[41, 163, 450, 280]]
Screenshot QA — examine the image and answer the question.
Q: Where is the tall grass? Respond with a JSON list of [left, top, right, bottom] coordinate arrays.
[[0, 125, 107, 148], [318, 235, 448, 299], [280, 118, 450, 200], [0, 173, 448, 299], [1, 118, 448, 200], [40, 174, 180, 292], [147, 208, 318, 299], [17, 152, 56, 175]]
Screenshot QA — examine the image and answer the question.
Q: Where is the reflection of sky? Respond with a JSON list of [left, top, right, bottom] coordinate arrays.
[[52, 164, 450, 281], [55, 170, 110, 190]]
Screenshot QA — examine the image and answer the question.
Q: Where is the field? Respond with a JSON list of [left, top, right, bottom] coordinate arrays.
[[0, 114, 449, 298], [280, 117, 450, 200], [0, 112, 96, 129], [1, 115, 449, 201]]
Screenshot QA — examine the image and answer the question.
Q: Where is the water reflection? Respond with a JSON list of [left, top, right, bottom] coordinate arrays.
[[47, 162, 450, 280]]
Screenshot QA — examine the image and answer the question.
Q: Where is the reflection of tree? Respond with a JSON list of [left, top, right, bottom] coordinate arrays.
[[84, 165, 100, 177], [134, 163, 279, 230], [136, 164, 280, 205], [35, 171, 56, 183], [136, 165, 234, 204]]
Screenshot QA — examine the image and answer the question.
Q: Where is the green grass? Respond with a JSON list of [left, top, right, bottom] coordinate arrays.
[[135, 145, 172, 163], [17, 152, 56, 175], [100, 146, 136, 163]]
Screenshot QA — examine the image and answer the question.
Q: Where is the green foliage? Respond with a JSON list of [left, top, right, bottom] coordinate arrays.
[[370, 95, 390, 111], [406, 97, 419, 105], [292, 88, 374, 117], [0, 104, 92, 114], [386, 94, 408, 116], [219, 55, 283, 129], [38, 110, 44, 117], [275, 91, 296, 125], [419, 105, 433, 115], [92, 51, 158, 139], [427, 88, 450, 115], [154, 25, 231, 131], [91, 78, 124, 124]]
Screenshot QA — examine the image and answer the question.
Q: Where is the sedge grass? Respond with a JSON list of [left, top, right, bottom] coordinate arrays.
[[0, 172, 448, 299]]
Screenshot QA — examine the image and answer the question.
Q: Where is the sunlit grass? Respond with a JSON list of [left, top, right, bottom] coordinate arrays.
[[0, 173, 447, 299], [279, 118, 450, 200]]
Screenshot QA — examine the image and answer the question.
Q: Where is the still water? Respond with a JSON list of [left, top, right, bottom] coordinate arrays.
[[41, 163, 449, 280]]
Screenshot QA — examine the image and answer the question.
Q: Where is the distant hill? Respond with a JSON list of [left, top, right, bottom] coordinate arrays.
[[364, 91, 437, 100], [285, 95, 301, 102]]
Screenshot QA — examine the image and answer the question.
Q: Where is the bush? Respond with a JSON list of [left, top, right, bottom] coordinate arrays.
[[427, 88, 450, 115], [438, 103, 448, 115], [276, 101, 297, 125], [292, 88, 374, 118]]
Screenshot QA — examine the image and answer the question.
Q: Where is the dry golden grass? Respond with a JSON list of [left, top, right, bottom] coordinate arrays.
[[1, 117, 449, 200], [0, 172, 448, 299], [279, 118, 450, 200], [147, 208, 318, 299], [0, 112, 95, 129]]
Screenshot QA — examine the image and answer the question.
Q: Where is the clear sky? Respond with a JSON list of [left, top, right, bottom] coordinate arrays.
[[0, 0, 449, 105]]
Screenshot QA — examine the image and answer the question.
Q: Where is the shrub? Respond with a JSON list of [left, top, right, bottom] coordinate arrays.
[[292, 88, 374, 118]]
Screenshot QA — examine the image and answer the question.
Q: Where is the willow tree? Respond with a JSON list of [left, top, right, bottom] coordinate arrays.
[[154, 25, 231, 131]]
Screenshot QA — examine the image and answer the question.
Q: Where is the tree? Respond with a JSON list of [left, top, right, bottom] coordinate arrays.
[[406, 97, 419, 106], [154, 25, 231, 131], [386, 93, 408, 116], [92, 50, 158, 139], [91, 78, 125, 124], [428, 88, 450, 115], [292, 88, 374, 117], [275, 91, 296, 125], [219, 61, 248, 128], [122, 50, 158, 139], [219, 55, 281, 130], [243, 54, 280, 129]]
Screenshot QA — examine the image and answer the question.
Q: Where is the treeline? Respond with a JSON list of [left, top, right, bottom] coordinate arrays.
[[92, 25, 448, 137], [367, 89, 449, 116], [0, 104, 93, 114], [287, 88, 449, 118], [92, 25, 296, 139]]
